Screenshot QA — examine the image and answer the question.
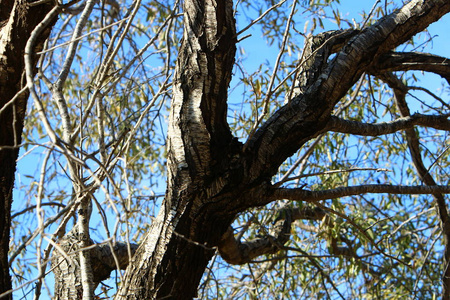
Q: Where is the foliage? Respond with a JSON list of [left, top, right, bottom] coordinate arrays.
[[8, 0, 450, 298]]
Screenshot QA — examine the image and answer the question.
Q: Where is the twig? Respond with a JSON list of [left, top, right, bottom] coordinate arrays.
[[276, 167, 391, 187], [24, 6, 60, 144], [250, 0, 297, 133], [236, 0, 288, 37]]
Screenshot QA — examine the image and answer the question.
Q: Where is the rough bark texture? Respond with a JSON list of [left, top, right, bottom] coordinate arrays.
[[0, 0, 56, 296], [244, 0, 450, 185], [218, 207, 326, 265], [53, 228, 139, 299], [1, 0, 449, 298], [115, 0, 241, 298], [115, 0, 450, 299]]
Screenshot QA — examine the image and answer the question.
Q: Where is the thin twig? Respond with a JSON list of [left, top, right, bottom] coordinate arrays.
[[251, 0, 297, 132], [236, 0, 288, 37]]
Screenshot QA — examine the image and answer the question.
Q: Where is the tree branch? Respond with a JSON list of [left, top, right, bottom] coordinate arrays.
[[52, 0, 96, 143], [272, 184, 450, 202], [90, 242, 139, 284], [53, 228, 139, 296], [244, 0, 450, 187], [377, 71, 450, 298], [218, 207, 325, 264], [327, 113, 450, 136], [373, 51, 450, 84]]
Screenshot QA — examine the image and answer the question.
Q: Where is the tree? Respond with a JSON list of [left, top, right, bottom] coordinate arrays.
[[0, 0, 57, 297], [1, 0, 450, 298]]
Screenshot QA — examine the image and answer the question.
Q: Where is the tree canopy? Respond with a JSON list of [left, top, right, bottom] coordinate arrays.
[[1, 0, 450, 299]]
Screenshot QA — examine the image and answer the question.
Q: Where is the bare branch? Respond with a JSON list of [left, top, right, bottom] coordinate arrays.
[[236, 0, 287, 37], [327, 113, 450, 136], [218, 207, 325, 265], [70, 0, 143, 141], [373, 51, 450, 83], [24, 6, 60, 144], [377, 71, 450, 297], [272, 184, 450, 202]]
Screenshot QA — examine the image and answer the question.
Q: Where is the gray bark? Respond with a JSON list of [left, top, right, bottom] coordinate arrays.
[[115, 0, 450, 299], [53, 228, 138, 299], [115, 0, 240, 298], [1, 0, 450, 299]]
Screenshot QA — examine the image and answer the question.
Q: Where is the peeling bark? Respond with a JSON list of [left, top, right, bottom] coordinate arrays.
[[245, 0, 450, 186], [327, 113, 450, 136], [373, 51, 450, 83], [2, 0, 450, 298]]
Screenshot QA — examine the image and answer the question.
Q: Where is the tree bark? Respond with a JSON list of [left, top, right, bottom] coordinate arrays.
[[53, 229, 139, 299], [115, 0, 242, 298], [244, 0, 450, 185], [0, 0, 56, 297], [115, 0, 450, 298]]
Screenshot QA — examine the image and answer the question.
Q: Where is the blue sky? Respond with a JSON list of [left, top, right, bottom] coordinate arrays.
[[9, 0, 450, 298]]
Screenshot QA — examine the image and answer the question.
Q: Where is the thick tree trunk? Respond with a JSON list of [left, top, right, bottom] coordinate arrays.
[[115, 1, 450, 298], [0, 0, 448, 298], [0, 0, 56, 297], [115, 0, 240, 298]]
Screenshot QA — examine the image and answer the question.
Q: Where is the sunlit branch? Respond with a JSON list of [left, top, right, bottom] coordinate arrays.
[[236, 0, 288, 37], [252, 0, 297, 132], [69, 0, 179, 142], [34, 148, 55, 299], [276, 167, 390, 187], [24, 6, 60, 144], [89, 241, 139, 284], [53, 0, 96, 145], [373, 51, 450, 83], [327, 113, 450, 136], [70, 0, 143, 142], [37, 17, 131, 55], [272, 184, 450, 202]]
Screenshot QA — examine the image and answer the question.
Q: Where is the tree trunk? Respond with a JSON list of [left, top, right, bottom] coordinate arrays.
[[115, 0, 240, 298], [114, 0, 450, 298], [0, 0, 56, 297], [0, 0, 447, 298]]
